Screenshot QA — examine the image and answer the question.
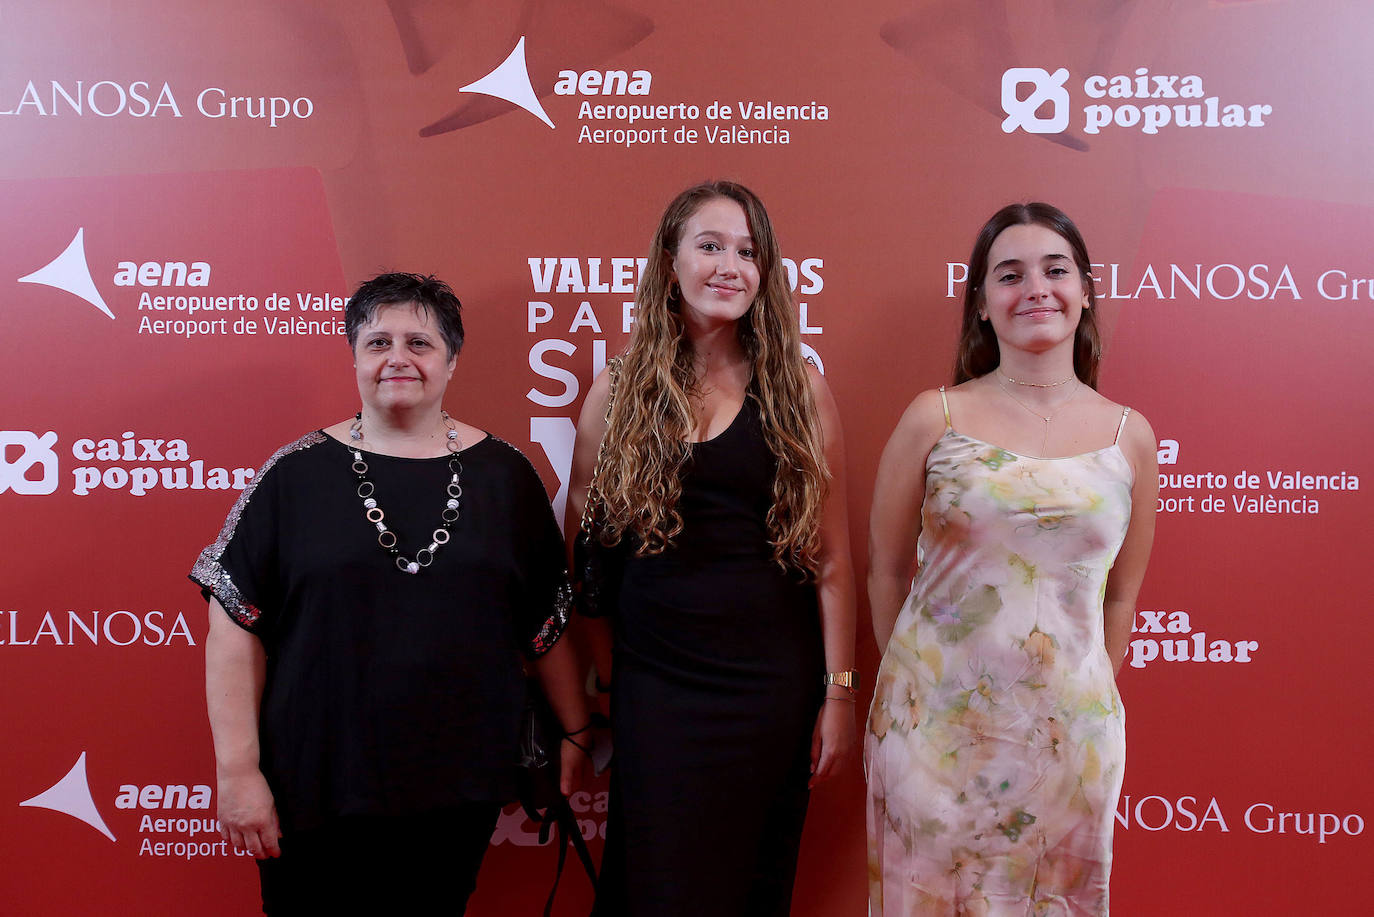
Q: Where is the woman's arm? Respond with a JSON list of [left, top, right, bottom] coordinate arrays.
[[867, 390, 946, 652], [531, 638, 594, 795], [806, 365, 859, 788], [204, 598, 280, 859], [1104, 410, 1159, 674], [564, 367, 616, 705]]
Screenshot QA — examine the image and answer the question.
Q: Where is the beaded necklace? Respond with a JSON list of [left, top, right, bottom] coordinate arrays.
[[348, 411, 463, 574]]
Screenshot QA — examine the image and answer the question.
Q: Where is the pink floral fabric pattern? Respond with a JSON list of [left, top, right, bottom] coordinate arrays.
[[867, 427, 1133, 915]]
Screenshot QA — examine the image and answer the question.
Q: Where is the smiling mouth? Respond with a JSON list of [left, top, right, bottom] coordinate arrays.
[[708, 283, 744, 294]]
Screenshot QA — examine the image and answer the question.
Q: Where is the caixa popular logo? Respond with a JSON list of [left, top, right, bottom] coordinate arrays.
[[492, 790, 608, 846], [1001, 66, 1273, 137], [0, 431, 59, 495], [0, 430, 254, 497]]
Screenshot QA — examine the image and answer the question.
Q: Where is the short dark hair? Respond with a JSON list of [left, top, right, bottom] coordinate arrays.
[[955, 202, 1101, 389], [345, 273, 465, 360]]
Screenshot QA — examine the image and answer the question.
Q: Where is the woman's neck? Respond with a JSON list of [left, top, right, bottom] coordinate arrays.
[[995, 339, 1076, 386], [686, 322, 747, 377], [356, 407, 454, 458], [991, 346, 1079, 406]]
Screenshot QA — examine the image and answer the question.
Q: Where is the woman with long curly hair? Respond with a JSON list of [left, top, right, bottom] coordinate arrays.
[[567, 181, 857, 916]]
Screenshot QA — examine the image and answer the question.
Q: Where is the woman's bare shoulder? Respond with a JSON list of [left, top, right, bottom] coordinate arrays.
[[1118, 405, 1158, 473], [578, 362, 621, 426], [889, 387, 951, 451]]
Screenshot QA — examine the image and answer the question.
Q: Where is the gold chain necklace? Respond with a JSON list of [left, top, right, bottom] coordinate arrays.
[[999, 369, 1076, 388], [994, 371, 1081, 456]]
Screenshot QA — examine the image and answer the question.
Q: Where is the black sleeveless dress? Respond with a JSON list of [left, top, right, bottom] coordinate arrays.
[[594, 395, 825, 917]]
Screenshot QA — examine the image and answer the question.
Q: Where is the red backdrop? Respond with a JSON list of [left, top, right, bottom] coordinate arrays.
[[2, 2, 1370, 914]]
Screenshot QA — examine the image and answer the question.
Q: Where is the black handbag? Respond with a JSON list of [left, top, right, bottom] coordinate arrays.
[[572, 524, 628, 620], [572, 358, 626, 619], [516, 680, 598, 916], [515, 358, 622, 913]]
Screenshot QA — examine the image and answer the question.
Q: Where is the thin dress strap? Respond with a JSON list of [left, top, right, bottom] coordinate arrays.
[[1114, 406, 1132, 444], [938, 386, 952, 429]]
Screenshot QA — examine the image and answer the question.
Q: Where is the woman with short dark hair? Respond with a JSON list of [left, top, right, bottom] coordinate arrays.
[[196, 272, 589, 914]]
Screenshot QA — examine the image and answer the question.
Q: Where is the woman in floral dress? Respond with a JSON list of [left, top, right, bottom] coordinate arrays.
[[865, 203, 1158, 914]]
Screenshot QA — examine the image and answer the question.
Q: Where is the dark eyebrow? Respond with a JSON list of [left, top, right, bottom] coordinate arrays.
[[367, 329, 433, 339], [694, 230, 756, 246], [992, 254, 1070, 272]]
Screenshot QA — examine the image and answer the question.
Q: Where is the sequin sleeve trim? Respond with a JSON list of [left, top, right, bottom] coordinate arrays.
[[488, 435, 575, 658], [189, 431, 327, 631], [529, 579, 573, 658]]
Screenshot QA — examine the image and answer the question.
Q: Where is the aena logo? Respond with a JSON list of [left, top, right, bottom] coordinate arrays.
[[458, 35, 650, 129], [112, 260, 211, 287], [18, 226, 214, 318], [0, 430, 59, 495], [17, 228, 114, 319], [20, 751, 116, 841], [1001, 67, 1070, 135]]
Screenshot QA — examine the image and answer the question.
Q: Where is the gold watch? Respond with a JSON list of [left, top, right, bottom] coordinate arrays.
[[823, 670, 859, 690]]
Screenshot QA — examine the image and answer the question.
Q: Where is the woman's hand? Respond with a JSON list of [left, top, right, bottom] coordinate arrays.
[[205, 598, 278, 858], [559, 732, 592, 797], [804, 365, 860, 791], [216, 767, 281, 859], [532, 639, 595, 797], [809, 698, 858, 788]]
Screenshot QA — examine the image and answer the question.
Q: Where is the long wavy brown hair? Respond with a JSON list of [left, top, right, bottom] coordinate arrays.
[[592, 181, 829, 573], [955, 202, 1102, 389]]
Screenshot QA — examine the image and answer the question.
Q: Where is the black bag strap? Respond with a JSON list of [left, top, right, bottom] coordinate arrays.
[[526, 794, 598, 917], [579, 357, 622, 534]]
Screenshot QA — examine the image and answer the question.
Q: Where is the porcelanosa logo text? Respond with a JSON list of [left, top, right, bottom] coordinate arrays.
[[0, 79, 313, 127], [2, 609, 195, 647], [1001, 66, 1272, 136], [1116, 793, 1364, 845], [0, 430, 254, 497]]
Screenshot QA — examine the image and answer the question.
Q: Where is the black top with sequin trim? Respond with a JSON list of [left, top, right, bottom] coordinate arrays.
[[191, 431, 570, 831]]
